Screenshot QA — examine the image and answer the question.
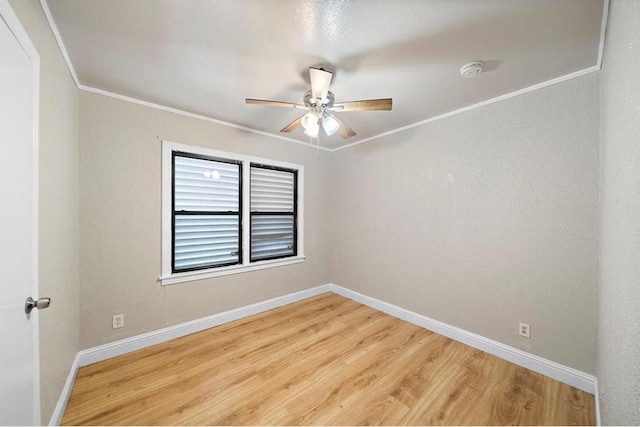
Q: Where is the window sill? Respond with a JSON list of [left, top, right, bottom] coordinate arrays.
[[159, 255, 306, 286]]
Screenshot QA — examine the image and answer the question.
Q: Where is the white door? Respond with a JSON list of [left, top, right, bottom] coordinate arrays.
[[0, 2, 41, 425]]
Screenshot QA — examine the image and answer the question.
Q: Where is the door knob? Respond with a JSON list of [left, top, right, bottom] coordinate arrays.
[[25, 296, 51, 314]]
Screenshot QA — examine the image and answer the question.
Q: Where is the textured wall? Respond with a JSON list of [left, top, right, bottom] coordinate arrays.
[[9, 0, 80, 422], [79, 92, 330, 349], [598, 0, 640, 424], [329, 74, 600, 373]]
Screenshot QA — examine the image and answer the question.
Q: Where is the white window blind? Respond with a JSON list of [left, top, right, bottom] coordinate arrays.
[[173, 154, 241, 271], [250, 165, 296, 262]]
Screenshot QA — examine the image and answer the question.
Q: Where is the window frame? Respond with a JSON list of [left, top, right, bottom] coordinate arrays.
[[172, 151, 243, 273], [161, 141, 304, 285], [249, 163, 298, 263]]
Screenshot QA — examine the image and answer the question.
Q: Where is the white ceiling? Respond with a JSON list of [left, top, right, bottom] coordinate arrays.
[[44, 0, 605, 150]]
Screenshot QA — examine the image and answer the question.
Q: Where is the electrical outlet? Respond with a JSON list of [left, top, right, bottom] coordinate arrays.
[[112, 314, 124, 329], [519, 322, 531, 338]]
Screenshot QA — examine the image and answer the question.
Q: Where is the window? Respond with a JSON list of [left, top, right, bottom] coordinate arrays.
[[173, 153, 242, 272], [250, 164, 297, 262], [162, 141, 304, 284]]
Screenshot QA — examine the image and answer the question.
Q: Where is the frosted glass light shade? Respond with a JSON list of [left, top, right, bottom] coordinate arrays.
[[302, 111, 320, 138], [322, 115, 340, 136], [304, 123, 319, 138]]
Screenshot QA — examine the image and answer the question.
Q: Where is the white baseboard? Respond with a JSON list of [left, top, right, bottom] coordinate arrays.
[[77, 284, 331, 367], [48, 353, 80, 426], [52, 282, 597, 425], [329, 283, 597, 395]]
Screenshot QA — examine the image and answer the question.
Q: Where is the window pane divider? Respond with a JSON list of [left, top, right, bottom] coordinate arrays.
[[176, 210, 239, 215], [241, 159, 251, 266]]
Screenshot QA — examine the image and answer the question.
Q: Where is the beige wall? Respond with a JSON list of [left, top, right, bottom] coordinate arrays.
[[9, 0, 80, 422], [329, 74, 600, 374], [598, 1, 640, 424], [9, 0, 618, 419], [78, 92, 330, 348]]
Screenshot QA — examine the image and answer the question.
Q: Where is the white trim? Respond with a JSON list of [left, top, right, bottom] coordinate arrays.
[[161, 140, 172, 280], [39, 0, 328, 151], [57, 283, 597, 420], [332, 66, 600, 152], [48, 354, 79, 426], [82, 85, 331, 150], [39, 0, 608, 153], [328, 284, 597, 394], [77, 66, 602, 153], [595, 378, 602, 426], [0, 1, 42, 423], [75, 282, 598, 394], [161, 141, 305, 285], [39, 0, 80, 87], [596, 0, 610, 70], [163, 141, 305, 190], [160, 256, 305, 285], [31, 41, 42, 427], [593, 3, 607, 423], [77, 284, 330, 367]]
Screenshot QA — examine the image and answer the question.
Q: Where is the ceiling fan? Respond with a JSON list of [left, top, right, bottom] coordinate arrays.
[[246, 67, 392, 139]]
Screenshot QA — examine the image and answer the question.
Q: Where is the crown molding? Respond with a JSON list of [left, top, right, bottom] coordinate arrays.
[[596, 0, 610, 70], [39, 0, 79, 87], [40, 0, 607, 153], [331, 65, 599, 152], [78, 84, 331, 151]]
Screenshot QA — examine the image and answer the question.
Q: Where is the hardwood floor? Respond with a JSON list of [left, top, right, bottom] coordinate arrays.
[[62, 293, 595, 425]]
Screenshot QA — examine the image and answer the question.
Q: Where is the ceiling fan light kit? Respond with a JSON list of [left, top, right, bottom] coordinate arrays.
[[246, 67, 393, 140]]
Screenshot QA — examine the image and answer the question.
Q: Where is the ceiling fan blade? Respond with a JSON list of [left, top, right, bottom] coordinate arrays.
[[331, 98, 393, 112], [309, 67, 333, 101], [280, 116, 304, 133], [330, 115, 357, 139], [246, 98, 307, 109]]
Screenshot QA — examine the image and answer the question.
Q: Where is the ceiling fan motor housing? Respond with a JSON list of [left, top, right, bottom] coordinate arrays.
[[304, 90, 335, 109]]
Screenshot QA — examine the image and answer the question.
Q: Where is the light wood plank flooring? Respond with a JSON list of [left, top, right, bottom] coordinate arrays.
[[62, 293, 595, 425]]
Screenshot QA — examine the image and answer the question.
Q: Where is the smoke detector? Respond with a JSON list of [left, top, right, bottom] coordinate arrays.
[[460, 61, 484, 79]]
